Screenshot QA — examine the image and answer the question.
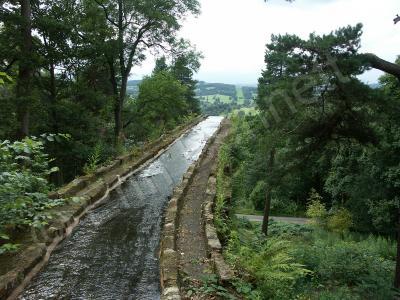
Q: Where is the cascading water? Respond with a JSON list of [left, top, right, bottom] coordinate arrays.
[[19, 116, 223, 300]]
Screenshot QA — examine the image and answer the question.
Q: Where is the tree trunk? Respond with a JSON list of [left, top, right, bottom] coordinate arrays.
[[114, 74, 128, 144], [261, 148, 276, 236], [16, 0, 33, 138], [49, 63, 59, 133], [363, 53, 400, 81], [114, 94, 123, 144], [262, 187, 273, 235], [394, 208, 400, 289], [113, 0, 126, 145]]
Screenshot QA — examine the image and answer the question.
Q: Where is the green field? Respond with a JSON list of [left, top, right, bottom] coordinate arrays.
[[199, 94, 232, 104], [230, 106, 259, 116], [236, 86, 245, 104]]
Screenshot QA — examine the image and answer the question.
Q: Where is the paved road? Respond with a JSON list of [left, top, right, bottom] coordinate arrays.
[[236, 214, 309, 225]]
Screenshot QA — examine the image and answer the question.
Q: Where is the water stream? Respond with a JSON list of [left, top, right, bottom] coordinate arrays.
[[19, 116, 223, 300]]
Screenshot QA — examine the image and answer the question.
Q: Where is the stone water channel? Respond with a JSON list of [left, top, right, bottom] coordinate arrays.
[[18, 116, 223, 300]]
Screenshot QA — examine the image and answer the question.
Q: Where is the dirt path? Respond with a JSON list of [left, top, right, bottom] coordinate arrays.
[[176, 119, 230, 284]]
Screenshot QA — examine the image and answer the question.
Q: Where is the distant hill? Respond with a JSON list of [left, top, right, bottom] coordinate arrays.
[[369, 83, 380, 89], [126, 80, 257, 102], [127, 80, 141, 96], [126, 80, 257, 116]]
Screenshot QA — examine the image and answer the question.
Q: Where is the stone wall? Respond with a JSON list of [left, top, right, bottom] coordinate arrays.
[[202, 177, 235, 284], [159, 121, 223, 300], [0, 116, 204, 300], [202, 127, 234, 284]]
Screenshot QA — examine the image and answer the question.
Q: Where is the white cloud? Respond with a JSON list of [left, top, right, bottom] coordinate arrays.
[[132, 0, 400, 84]]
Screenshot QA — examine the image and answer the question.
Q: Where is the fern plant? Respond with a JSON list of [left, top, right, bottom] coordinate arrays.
[[226, 231, 311, 299], [83, 143, 103, 175]]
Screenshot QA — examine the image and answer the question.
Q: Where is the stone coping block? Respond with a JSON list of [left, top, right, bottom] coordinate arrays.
[[201, 121, 235, 284], [160, 119, 224, 300]]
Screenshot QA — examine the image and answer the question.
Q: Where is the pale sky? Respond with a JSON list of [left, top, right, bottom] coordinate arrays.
[[131, 0, 400, 85]]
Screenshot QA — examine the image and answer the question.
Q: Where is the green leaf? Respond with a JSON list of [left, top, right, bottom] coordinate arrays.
[[23, 147, 31, 154], [49, 166, 59, 173], [0, 233, 10, 240]]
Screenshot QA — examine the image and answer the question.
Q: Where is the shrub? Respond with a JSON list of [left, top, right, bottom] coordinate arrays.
[[83, 142, 103, 175], [310, 286, 359, 300], [226, 231, 311, 299], [306, 189, 327, 225], [268, 220, 312, 239], [249, 181, 266, 211], [0, 137, 64, 253], [292, 233, 395, 299], [327, 208, 353, 234], [271, 197, 299, 216]]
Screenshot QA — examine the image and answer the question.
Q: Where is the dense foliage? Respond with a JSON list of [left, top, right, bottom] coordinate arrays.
[[0, 0, 200, 183], [0, 0, 202, 255], [215, 131, 397, 299], [0, 136, 65, 254], [213, 24, 400, 294], [217, 24, 400, 236]]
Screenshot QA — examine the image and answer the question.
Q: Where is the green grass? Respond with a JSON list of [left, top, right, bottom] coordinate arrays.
[[236, 86, 245, 104], [230, 107, 258, 116], [200, 94, 232, 104], [198, 86, 253, 105]]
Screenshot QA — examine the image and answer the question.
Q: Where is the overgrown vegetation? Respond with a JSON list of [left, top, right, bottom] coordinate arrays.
[[214, 48, 400, 296], [221, 218, 397, 299], [0, 136, 66, 254], [0, 0, 203, 256], [0, 0, 201, 184]]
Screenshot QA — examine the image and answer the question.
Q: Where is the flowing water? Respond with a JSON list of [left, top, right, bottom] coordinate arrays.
[[19, 116, 223, 300]]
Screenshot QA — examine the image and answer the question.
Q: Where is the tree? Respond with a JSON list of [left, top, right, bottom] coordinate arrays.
[[395, 14, 400, 25], [257, 24, 400, 289], [92, 0, 200, 143], [171, 42, 202, 114], [16, 0, 34, 138], [261, 148, 275, 235], [135, 71, 188, 136], [256, 24, 377, 233], [263, 1, 400, 79]]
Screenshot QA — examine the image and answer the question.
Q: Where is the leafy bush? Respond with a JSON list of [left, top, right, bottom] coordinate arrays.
[[306, 189, 327, 225], [0, 137, 64, 253], [327, 208, 353, 234], [270, 197, 299, 216], [226, 231, 310, 299], [268, 220, 312, 239], [215, 142, 234, 244], [249, 181, 266, 211], [185, 274, 236, 299], [306, 286, 359, 300], [83, 142, 103, 175], [292, 231, 396, 299]]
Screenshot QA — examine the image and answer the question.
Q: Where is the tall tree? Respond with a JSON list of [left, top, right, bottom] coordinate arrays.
[[15, 0, 33, 137], [93, 0, 200, 143], [171, 42, 202, 114], [257, 23, 400, 289]]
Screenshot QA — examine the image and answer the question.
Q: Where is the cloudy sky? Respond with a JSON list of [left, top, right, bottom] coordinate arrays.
[[132, 0, 400, 85]]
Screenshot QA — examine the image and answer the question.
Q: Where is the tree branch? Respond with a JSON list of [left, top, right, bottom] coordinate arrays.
[[1, 58, 17, 72], [124, 21, 154, 77], [394, 14, 400, 25], [363, 53, 400, 81], [94, 0, 118, 27]]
